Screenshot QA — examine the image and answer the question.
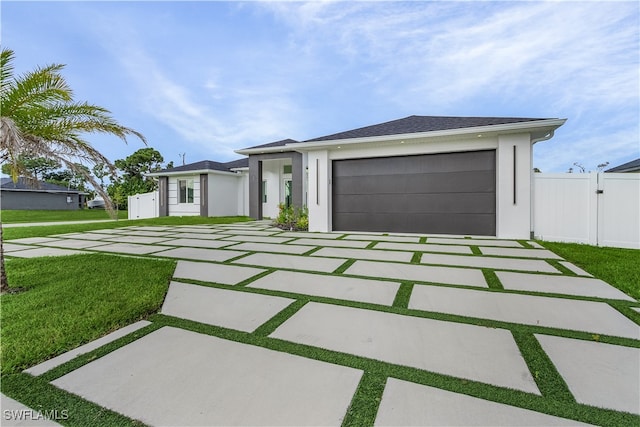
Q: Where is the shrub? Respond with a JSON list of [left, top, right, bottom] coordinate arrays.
[[274, 204, 308, 231]]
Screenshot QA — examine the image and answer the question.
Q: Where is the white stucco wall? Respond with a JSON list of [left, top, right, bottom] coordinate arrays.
[[496, 133, 533, 239], [207, 172, 242, 217], [168, 175, 200, 216]]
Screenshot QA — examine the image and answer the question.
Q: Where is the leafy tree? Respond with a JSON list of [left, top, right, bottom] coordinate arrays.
[[107, 148, 167, 209], [1, 154, 60, 181], [0, 47, 146, 292]]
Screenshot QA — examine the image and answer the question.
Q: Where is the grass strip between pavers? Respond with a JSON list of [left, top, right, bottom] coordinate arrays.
[[341, 372, 387, 427], [512, 331, 575, 403], [253, 300, 308, 337], [391, 282, 413, 309], [482, 269, 504, 289]]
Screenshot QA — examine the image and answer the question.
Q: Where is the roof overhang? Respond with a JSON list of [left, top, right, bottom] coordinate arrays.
[[288, 118, 567, 152]]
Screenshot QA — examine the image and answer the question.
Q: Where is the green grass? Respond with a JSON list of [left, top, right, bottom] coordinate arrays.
[[1, 209, 128, 223], [1, 253, 176, 374], [540, 241, 640, 300], [2, 215, 252, 240]]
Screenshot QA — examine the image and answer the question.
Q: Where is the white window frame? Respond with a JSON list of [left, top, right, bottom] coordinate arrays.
[[178, 179, 194, 204]]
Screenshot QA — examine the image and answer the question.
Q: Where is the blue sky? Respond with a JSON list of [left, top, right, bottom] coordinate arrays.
[[2, 1, 639, 172]]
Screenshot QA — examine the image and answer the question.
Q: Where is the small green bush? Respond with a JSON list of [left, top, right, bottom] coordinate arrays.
[[274, 204, 308, 231]]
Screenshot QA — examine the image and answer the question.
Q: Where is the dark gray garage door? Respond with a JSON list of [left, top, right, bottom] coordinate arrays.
[[332, 150, 496, 235]]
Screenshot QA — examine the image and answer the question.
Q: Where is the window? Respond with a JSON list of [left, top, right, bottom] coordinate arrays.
[[262, 180, 267, 203], [178, 179, 194, 203], [283, 164, 292, 174]]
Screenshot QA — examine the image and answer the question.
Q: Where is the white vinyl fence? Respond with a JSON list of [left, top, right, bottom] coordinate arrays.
[[533, 173, 640, 249], [128, 191, 159, 220]]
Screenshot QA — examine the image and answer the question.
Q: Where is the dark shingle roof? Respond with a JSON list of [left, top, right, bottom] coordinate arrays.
[[240, 138, 300, 151], [605, 158, 640, 173], [0, 177, 83, 192], [155, 158, 248, 174], [305, 115, 551, 142]]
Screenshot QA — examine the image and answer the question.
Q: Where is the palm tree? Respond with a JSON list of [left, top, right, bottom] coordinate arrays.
[[0, 48, 146, 292]]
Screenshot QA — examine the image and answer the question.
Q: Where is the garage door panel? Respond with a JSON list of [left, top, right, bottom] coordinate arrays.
[[332, 150, 496, 235], [335, 171, 495, 195], [333, 151, 495, 177], [333, 193, 495, 215], [333, 213, 496, 235]]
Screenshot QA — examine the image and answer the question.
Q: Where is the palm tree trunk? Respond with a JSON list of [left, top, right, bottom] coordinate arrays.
[[0, 221, 8, 293]]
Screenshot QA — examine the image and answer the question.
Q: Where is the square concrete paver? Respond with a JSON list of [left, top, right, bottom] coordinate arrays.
[[421, 253, 559, 273], [54, 232, 116, 241], [479, 247, 562, 259], [1, 394, 62, 426], [496, 271, 635, 301], [221, 235, 294, 244], [2, 243, 35, 252], [7, 247, 86, 258], [25, 321, 151, 376], [103, 235, 173, 245], [559, 261, 593, 277], [374, 241, 472, 254], [229, 242, 312, 255], [409, 285, 640, 339], [40, 239, 109, 249], [156, 238, 235, 249], [344, 234, 421, 243], [121, 230, 175, 237], [89, 243, 167, 255], [161, 282, 294, 332], [345, 260, 487, 288], [536, 334, 640, 415], [248, 270, 400, 305], [276, 231, 345, 239], [234, 252, 347, 273], [289, 238, 372, 248], [173, 260, 265, 285], [427, 238, 523, 247], [374, 378, 591, 426], [270, 302, 538, 393], [6, 237, 61, 245], [52, 327, 362, 426], [154, 247, 245, 262], [217, 229, 278, 237], [165, 232, 226, 240], [313, 247, 414, 263]]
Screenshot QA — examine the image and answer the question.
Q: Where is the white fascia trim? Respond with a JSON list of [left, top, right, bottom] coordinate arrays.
[[235, 146, 292, 155], [145, 169, 242, 178], [289, 119, 567, 151]]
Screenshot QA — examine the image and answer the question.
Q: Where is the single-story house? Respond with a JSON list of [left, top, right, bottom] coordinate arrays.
[[237, 115, 566, 239], [605, 158, 640, 173], [0, 177, 87, 210], [147, 158, 249, 217], [148, 115, 566, 239]]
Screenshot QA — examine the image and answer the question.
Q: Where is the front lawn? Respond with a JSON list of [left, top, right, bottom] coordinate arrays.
[[540, 241, 640, 300], [1, 209, 128, 223], [1, 254, 176, 374]]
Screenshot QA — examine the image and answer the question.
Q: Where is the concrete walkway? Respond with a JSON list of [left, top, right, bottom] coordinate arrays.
[[8, 221, 639, 426]]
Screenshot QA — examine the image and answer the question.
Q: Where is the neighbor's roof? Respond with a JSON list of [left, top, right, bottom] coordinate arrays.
[[0, 177, 84, 193], [605, 158, 640, 173], [150, 158, 249, 175], [305, 115, 552, 142]]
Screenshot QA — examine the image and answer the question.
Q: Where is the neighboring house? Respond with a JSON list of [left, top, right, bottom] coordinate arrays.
[[236, 115, 566, 239], [0, 177, 87, 210], [605, 158, 640, 173], [146, 158, 249, 217]]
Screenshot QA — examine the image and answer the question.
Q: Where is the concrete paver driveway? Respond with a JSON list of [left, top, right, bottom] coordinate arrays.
[[8, 220, 640, 426]]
